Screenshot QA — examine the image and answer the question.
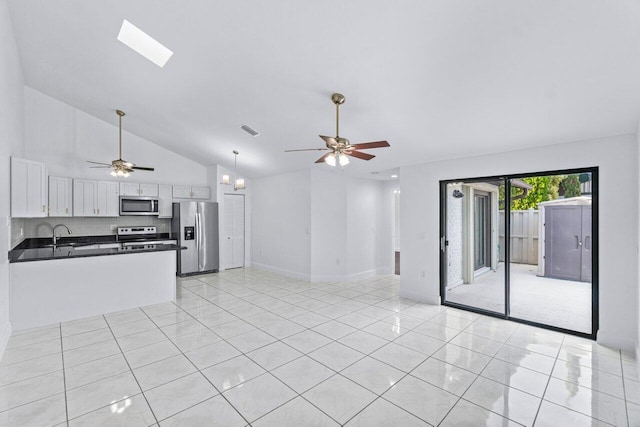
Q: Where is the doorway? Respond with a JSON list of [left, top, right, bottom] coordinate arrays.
[[223, 194, 245, 269], [393, 189, 401, 275], [440, 168, 598, 338]]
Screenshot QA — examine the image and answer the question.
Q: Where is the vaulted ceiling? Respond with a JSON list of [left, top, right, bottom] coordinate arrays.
[[7, 1, 640, 179]]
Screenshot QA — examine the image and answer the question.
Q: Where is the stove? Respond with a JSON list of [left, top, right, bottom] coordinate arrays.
[[117, 226, 176, 245]]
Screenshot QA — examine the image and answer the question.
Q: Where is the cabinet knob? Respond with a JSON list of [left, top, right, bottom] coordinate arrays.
[[65, 208, 68, 214], [42, 205, 45, 212]]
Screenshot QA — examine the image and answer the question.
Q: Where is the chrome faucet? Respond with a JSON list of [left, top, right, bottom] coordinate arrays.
[[52, 224, 71, 245]]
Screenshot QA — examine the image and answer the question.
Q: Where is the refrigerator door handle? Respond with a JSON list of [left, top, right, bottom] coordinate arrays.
[[195, 211, 201, 270]]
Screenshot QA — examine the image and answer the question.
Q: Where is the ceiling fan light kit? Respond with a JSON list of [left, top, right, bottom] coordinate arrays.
[[86, 109, 155, 177], [284, 93, 390, 167]]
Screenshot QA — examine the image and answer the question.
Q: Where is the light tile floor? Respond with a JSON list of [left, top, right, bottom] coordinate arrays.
[[0, 267, 637, 426]]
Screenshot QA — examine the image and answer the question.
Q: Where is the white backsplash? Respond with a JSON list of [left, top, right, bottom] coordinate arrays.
[[10, 218, 26, 249], [13, 216, 171, 244]]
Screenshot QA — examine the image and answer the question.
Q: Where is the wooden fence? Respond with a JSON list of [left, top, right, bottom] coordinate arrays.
[[498, 209, 539, 265]]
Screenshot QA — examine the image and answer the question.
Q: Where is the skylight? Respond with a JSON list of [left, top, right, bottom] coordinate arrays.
[[117, 19, 173, 67]]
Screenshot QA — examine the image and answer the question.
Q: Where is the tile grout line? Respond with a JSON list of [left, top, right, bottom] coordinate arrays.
[[101, 313, 161, 426], [530, 332, 565, 427], [139, 303, 253, 426], [58, 323, 70, 427]]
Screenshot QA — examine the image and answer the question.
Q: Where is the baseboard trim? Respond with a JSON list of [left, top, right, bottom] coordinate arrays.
[[251, 262, 311, 281], [636, 342, 640, 380], [597, 329, 635, 352], [398, 288, 440, 305], [0, 321, 11, 360], [376, 267, 393, 276], [347, 269, 377, 281]]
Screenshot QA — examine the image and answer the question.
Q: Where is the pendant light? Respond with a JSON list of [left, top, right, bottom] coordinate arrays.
[[233, 150, 246, 191]]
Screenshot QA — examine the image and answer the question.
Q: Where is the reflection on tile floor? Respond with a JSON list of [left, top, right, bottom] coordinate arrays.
[[0, 268, 636, 426]]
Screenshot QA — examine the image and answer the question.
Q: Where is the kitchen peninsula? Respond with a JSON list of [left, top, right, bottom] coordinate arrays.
[[8, 228, 183, 330]]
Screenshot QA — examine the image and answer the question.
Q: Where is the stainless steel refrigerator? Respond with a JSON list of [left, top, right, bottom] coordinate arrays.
[[172, 202, 219, 276]]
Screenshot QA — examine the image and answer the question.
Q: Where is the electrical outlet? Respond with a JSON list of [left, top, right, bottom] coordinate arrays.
[[20, 228, 23, 236]]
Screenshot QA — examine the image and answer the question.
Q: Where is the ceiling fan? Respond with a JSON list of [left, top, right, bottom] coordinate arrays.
[[285, 93, 390, 166], [87, 110, 155, 177]]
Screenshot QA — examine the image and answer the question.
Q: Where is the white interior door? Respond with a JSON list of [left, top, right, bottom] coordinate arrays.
[[223, 194, 245, 269]]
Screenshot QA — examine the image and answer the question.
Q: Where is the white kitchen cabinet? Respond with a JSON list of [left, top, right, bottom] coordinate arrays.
[[172, 185, 210, 200], [119, 182, 140, 197], [191, 186, 210, 199], [73, 179, 97, 216], [119, 182, 158, 197], [172, 185, 191, 199], [139, 183, 158, 197], [158, 184, 173, 218], [74, 180, 119, 217], [48, 176, 72, 217], [97, 181, 120, 217], [11, 157, 47, 218]]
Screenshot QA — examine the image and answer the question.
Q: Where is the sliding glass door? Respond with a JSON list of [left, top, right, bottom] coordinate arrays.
[[440, 169, 598, 338], [442, 180, 505, 316]]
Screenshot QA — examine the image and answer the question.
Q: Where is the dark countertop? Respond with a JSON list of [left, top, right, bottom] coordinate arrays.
[[9, 234, 183, 263]]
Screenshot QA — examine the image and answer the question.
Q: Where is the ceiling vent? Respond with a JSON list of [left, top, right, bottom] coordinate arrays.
[[240, 124, 260, 137]]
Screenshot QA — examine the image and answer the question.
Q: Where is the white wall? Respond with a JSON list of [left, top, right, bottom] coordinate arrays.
[[251, 170, 311, 279], [637, 125, 640, 369], [0, 0, 25, 352], [309, 170, 347, 281], [346, 177, 383, 280], [400, 134, 638, 351], [23, 87, 207, 186], [446, 183, 464, 286], [252, 169, 393, 282]]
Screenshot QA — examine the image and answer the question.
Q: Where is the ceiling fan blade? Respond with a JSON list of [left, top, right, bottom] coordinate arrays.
[[87, 160, 112, 166], [346, 150, 375, 161], [315, 153, 333, 164], [285, 148, 329, 152], [319, 135, 338, 147], [131, 166, 155, 171], [89, 166, 113, 169], [350, 141, 390, 150]]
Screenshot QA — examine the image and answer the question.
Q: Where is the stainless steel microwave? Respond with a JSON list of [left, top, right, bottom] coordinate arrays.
[[119, 196, 159, 216]]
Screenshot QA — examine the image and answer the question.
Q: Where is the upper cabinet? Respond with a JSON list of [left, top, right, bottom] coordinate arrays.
[[97, 181, 120, 217], [73, 179, 97, 216], [158, 185, 173, 218], [119, 182, 158, 197], [11, 157, 47, 218], [48, 176, 72, 217], [73, 179, 119, 217], [172, 185, 210, 200]]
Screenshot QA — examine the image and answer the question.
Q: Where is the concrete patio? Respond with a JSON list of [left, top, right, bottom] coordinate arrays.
[[446, 262, 592, 334]]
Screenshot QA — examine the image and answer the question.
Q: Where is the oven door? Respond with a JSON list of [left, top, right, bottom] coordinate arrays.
[[119, 197, 159, 215]]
